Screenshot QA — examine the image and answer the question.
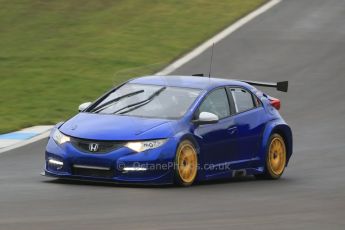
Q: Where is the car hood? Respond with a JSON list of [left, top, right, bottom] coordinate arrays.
[[59, 113, 176, 141]]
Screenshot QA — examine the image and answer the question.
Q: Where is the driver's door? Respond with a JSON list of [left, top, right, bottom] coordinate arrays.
[[193, 87, 237, 175]]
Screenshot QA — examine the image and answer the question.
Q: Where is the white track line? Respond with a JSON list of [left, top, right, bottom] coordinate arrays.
[[0, 130, 51, 154], [156, 0, 281, 75]]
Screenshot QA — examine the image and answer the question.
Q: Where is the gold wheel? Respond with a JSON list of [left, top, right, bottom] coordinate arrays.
[[175, 140, 198, 186], [267, 134, 286, 177]]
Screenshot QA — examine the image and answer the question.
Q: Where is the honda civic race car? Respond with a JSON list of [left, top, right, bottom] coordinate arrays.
[[43, 75, 293, 186]]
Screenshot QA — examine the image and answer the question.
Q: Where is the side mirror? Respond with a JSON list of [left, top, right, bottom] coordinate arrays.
[[193, 112, 219, 125], [78, 102, 92, 112]]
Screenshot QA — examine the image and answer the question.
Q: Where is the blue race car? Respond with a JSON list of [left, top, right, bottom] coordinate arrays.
[[43, 75, 293, 186]]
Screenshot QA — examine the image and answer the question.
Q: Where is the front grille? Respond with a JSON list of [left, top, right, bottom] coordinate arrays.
[[70, 137, 125, 154], [72, 167, 114, 178]]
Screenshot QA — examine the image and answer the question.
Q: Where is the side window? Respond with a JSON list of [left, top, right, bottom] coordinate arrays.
[[253, 95, 262, 107], [230, 88, 255, 113], [198, 88, 230, 119]]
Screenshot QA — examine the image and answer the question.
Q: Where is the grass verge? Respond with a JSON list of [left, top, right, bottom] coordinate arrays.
[[0, 0, 266, 133]]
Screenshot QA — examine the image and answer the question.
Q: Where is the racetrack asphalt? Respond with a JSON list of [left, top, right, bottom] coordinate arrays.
[[1, 0, 345, 229]]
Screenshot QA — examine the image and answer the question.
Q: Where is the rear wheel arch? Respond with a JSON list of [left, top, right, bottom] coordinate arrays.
[[256, 132, 287, 179], [271, 125, 293, 164], [260, 122, 293, 165]]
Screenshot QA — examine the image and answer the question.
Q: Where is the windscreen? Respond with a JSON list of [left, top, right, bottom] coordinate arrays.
[[89, 83, 201, 119]]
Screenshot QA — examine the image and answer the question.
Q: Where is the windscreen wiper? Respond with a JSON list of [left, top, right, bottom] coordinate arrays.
[[113, 86, 166, 115], [92, 90, 144, 113]]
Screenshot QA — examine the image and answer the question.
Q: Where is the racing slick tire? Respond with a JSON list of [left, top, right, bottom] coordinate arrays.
[[174, 140, 198, 186], [256, 133, 287, 180]]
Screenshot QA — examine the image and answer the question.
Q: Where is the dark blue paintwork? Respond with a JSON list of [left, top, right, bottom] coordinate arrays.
[[44, 75, 293, 184]]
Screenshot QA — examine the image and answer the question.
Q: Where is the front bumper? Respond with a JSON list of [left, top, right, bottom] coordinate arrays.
[[43, 137, 177, 184]]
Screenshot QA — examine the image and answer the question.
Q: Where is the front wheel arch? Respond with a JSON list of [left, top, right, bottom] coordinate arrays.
[[173, 139, 199, 186], [173, 133, 205, 182]]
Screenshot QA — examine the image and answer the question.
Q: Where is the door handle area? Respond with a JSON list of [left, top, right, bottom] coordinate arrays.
[[227, 126, 238, 135]]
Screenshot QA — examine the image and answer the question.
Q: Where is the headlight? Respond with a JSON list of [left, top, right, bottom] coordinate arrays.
[[125, 139, 167, 152], [52, 129, 70, 145]]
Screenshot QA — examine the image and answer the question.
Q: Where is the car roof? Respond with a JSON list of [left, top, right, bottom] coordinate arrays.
[[129, 75, 254, 91]]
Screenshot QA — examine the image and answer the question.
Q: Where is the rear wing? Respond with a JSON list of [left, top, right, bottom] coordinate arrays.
[[239, 80, 288, 92], [190, 74, 288, 92]]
